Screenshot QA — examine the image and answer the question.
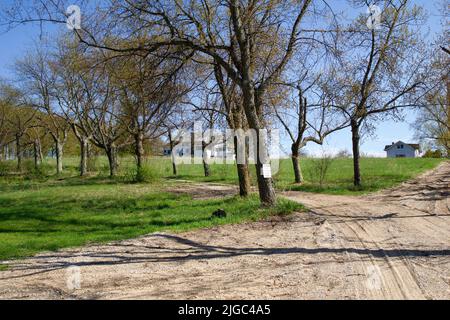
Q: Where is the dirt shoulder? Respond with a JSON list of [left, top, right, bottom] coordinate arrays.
[[0, 162, 449, 299]]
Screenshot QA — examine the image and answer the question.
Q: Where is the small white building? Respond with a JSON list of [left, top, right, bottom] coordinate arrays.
[[384, 141, 421, 158]]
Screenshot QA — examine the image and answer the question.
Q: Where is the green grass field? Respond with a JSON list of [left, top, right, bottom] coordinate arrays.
[[166, 157, 445, 195], [0, 177, 302, 261], [35, 155, 445, 194], [0, 156, 445, 262]]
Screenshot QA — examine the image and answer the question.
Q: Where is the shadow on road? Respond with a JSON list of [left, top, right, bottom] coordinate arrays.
[[2, 233, 449, 280]]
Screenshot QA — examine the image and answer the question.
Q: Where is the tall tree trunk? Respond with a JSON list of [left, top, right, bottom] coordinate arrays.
[[33, 139, 40, 169], [106, 146, 118, 177], [202, 160, 210, 177], [37, 138, 43, 163], [351, 120, 361, 187], [16, 134, 22, 171], [202, 141, 211, 177], [80, 138, 89, 176], [55, 140, 64, 174], [241, 86, 276, 207], [3, 144, 8, 161], [291, 144, 303, 184], [134, 132, 145, 169], [168, 131, 177, 175], [233, 136, 250, 197], [236, 163, 250, 197]]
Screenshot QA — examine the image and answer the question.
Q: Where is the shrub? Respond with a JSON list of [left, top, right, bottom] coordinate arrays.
[[23, 160, 53, 179], [125, 163, 161, 183], [0, 161, 15, 176], [85, 155, 99, 173], [308, 155, 334, 188], [422, 149, 443, 158]]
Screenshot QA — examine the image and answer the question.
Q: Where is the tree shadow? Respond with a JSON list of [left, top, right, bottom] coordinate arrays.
[[2, 233, 449, 280]]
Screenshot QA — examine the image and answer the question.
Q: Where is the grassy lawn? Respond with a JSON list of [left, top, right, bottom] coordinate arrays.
[[275, 157, 446, 194], [168, 157, 446, 195], [0, 176, 302, 262]]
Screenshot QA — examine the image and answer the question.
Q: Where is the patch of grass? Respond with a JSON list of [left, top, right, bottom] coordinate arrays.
[[0, 264, 9, 271], [1, 156, 445, 195], [168, 157, 445, 195], [276, 158, 446, 195], [0, 178, 303, 261]]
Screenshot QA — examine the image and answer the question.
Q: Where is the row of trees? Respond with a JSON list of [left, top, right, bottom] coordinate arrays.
[[0, 0, 448, 207], [0, 39, 191, 176]]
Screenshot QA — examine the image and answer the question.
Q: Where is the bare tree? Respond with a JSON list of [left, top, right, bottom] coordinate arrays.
[[72, 53, 131, 177], [15, 48, 70, 174], [414, 31, 450, 156], [53, 43, 93, 176], [331, 0, 428, 186], [273, 79, 349, 183], [112, 53, 191, 170]]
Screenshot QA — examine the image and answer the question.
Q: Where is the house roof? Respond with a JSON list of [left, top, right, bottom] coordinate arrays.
[[384, 141, 421, 151]]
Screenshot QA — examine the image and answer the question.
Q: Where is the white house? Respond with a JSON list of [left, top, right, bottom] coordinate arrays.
[[384, 141, 421, 158]]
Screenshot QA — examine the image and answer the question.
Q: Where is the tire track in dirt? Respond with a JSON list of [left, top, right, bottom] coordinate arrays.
[[283, 161, 450, 299], [352, 219, 426, 299]]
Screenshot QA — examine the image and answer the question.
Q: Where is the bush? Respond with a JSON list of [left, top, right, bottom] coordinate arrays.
[[422, 149, 443, 158], [23, 160, 52, 179], [86, 155, 98, 172], [125, 163, 161, 183], [308, 155, 334, 188], [0, 161, 15, 176]]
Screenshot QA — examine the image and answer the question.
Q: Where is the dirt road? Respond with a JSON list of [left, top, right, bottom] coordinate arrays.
[[0, 162, 449, 299]]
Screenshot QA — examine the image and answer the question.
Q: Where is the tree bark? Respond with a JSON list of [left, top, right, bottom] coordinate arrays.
[[236, 163, 250, 197], [351, 121, 361, 187], [202, 160, 210, 177], [134, 132, 145, 169], [55, 139, 64, 174], [3, 144, 9, 161], [233, 136, 250, 197], [80, 138, 89, 176], [16, 134, 22, 171], [241, 84, 276, 206], [168, 131, 177, 175], [202, 141, 211, 177], [37, 138, 43, 164], [33, 139, 41, 169], [255, 161, 276, 206], [106, 146, 118, 177], [291, 145, 303, 184]]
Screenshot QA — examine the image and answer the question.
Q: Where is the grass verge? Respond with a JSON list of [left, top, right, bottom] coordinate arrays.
[[0, 179, 304, 261]]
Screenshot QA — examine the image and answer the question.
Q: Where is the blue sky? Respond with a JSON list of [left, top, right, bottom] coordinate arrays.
[[0, 0, 445, 157]]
